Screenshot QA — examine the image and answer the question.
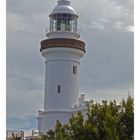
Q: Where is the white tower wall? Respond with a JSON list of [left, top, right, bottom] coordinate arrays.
[[42, 48, 84, 111]]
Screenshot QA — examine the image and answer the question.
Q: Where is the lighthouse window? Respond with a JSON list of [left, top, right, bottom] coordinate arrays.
[[57, 85, 61, 93], [50, 14, 77, 32], [73, 66, 77, 75], [56, 14, 71, 31]]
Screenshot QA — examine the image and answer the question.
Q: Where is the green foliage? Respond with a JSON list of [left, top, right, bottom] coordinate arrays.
[[55, 120, 63, 140], [46, 129, 55, 140], [118, 96, 134, 140], [40, 134, 48, 140], [40, 96, 134, 140]]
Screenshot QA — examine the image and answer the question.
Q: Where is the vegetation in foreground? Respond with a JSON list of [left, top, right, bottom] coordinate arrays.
[[39, 96, 134, 140]]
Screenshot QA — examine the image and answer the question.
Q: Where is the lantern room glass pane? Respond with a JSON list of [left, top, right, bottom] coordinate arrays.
[[50, 14, 77, 33]]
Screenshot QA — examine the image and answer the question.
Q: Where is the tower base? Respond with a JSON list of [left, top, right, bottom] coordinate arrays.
[[37, 110, 71, 133], [37, 94, 88, 133]]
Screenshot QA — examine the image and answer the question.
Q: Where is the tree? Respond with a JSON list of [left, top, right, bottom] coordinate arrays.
[[55, 120, 63, 140], [118, 96, 134, 140], [40, 96, 134, 140], [69, 112, 85, 140], [103, 110, 119, 140]]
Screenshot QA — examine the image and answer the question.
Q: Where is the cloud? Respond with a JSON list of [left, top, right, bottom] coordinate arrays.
[[83, 88, 134, 103], [80, 30, 133, 90], [7, 116, 36, 130], [73, 0, 133, 32], [7, 73, 44, 118]]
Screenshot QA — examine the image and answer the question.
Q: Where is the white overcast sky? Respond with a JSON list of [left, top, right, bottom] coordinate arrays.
[[6, 0, 133, 130]]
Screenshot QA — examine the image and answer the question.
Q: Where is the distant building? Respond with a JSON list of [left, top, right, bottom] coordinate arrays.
[[6, 130, 24, 140], [37, 0, 87, 133]]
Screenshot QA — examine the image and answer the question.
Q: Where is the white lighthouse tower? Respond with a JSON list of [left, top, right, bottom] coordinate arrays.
[[37, 0, 86, 133]]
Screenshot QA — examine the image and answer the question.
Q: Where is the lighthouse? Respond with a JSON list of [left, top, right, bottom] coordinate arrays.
[[37, 0, 86, 133]]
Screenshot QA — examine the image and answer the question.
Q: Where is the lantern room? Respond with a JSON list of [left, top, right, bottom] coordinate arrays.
[[49, 0, 78, 33]]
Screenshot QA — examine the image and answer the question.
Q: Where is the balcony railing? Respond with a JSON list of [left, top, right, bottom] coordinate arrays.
[[45, 27, 81, 37]]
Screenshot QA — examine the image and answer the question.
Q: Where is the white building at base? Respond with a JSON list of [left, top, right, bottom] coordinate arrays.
[[37, 0, 87, 133]]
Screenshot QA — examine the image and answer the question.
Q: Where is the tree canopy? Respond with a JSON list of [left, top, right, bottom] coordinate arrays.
[[40, 96, 134, 140]]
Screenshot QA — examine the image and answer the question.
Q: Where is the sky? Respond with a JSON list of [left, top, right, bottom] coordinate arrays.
[[7, 0, 134, 131]]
